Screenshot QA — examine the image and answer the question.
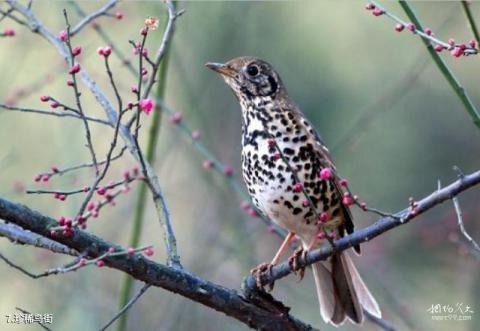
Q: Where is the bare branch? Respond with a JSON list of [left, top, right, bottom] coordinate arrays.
[[141, 0, 183, 99], [34, 146, 127, 179], [0, 222, 77, 255], [63, 9, 100, 175], [99, 283, 151, 331], [70, 0, 117, 36], [0, 103, 112, 126], [452, 196, 480, 256], [364, 310, 398, 331]]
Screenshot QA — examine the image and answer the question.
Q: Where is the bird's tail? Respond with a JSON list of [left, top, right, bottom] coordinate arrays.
[[311, 250, 381, 326]]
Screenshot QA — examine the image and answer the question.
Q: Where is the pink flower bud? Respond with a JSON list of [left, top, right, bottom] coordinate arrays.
[[302, 199, 310, 207], [96, 260, 105, 267], [72, 46, 82, 56], [102, 46, 112, 57], [246, 207, 257, 217], [59, 30, 68, 42], [365, 2, 375, 10], [240, 201, 250, 210], [469, 39, 477, 48], [223, 165, 234, 176], [191, 130, 201, 140], [3, 28, 15, 37], [139, 98, 155, 114], [434, 44, 444, 53], [115, 12, 124, 20], [338, 179, 348, 187], [127, 247, 135, 255], [317, 231, 326, 240], [451, 47, 463, 58], [78, 258, 86, 267], [67, 80, 74, 87], [318, 212, 328, 223], [342, 192, 354, 206], [96, 186, 106, 195], [394, 23, 404, 32], [50, 101, 59, 109], [292, 183, 303, 193], [319, 167, 332, 180], [40, 95, 50, 102], [406, 22, 415, 32], [169, 112, 183, 124], [424, 27, 433, 36], [448, 38, 455, 46], [372, 8, 384, 16], [69, 63, 81, 75], [202, 160, 213, 170], [144, 247, 154, 256]]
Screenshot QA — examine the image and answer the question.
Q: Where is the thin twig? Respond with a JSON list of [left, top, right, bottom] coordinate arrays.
[[0, 103, 112, 126], [461, 1, 480, 43], [117, 33, 172, 331], [141, 0, 183, 99], [364, 310, 398, 331], [68, 1, 137, 75], [63, 9, 100, 174], [390, 0, 480, 128], [100, 283, 151, 331], [452, 196, 480, 256], [35, 146, 127, 179], [70, 0, 117, 36], [0, 246, 152, 279]]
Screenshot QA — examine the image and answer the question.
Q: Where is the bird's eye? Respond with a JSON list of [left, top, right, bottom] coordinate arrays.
[[246, 65, 259, 77]]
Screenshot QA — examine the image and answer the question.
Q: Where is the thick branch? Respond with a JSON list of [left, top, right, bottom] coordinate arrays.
[[0, 196, 315, 331], [245, 169, 480, 289]]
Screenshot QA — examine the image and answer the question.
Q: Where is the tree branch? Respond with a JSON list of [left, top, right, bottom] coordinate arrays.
[[244, 169, 480, 290], [70, 0, 117, 36], [0, 222, 77, 255], [0, 195, 316, 331]]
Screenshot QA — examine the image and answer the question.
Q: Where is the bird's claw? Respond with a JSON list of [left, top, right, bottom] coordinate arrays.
[[288, 247, 306, 282], [250, 262, 275, 291]]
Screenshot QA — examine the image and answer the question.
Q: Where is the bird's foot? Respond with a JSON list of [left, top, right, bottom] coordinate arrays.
[[250, 262, 275, 291], [288, 247, 307, 282]]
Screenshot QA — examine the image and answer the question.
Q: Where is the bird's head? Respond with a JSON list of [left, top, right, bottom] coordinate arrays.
[[205, 57, 284, 102]]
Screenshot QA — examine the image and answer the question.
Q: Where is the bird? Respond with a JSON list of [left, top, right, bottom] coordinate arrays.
[[205, 56, 381, 326]]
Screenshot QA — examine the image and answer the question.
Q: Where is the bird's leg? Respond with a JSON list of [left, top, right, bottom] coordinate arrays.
[[250, 232, 295, 291], [288, 246, 307, 282]]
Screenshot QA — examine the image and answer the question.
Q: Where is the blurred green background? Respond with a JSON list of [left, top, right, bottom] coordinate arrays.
[[0, 1, 479, 330]]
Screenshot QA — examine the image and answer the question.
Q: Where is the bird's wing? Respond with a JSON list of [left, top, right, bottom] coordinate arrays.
[[288, 102, 360, 254]]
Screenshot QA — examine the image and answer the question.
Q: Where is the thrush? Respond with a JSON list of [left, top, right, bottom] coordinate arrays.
[[206, 57, 381, 326]]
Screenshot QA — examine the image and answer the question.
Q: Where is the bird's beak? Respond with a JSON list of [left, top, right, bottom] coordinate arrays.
[[205, 62, 237, 78]]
